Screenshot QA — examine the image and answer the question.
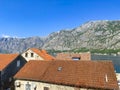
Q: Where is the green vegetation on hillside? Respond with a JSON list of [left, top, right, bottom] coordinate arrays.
[[47, 48, 120, 56]]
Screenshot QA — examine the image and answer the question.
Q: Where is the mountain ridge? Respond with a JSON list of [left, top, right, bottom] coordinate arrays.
[[1, 20, 120, 53]]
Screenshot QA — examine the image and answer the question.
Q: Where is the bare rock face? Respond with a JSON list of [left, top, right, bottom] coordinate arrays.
[[43, 20, 120, 50], [1, 20, 120, 53], [0, 37, 44, 53]]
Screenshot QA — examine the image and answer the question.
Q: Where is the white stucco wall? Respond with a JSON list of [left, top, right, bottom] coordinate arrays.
[[21, 49, 44, 61], [116, 73, 120, 89], [15, 80, 91, 90]]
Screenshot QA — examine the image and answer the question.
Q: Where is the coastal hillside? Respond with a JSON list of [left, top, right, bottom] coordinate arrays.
[[1, 20, 120, 53]]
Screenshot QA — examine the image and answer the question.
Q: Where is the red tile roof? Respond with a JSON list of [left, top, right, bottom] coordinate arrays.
[[14, 60, 118, 90], [0, 54, 19, 71], [30, 48, 55, 60]]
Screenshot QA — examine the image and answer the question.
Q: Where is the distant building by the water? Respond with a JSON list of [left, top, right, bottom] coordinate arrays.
[[91, 54, 120, 73]]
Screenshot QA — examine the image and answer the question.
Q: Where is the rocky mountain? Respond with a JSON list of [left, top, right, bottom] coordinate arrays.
[[1, 20, 120, 53], [43, 20, 120, 50], [0, 37, 44, 53]]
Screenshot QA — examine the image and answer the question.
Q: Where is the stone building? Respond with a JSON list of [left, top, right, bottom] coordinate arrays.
[[14, 60, 118, 90]]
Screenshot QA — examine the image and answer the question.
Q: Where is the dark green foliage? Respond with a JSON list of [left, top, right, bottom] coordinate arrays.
[[47, 49, 68, 56], [47, 48, 120, 56], [91, 49, 119, 55], [73, 47, 89, 52]]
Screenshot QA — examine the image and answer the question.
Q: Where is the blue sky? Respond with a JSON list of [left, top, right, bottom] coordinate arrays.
[[0, 0, 120, 37]]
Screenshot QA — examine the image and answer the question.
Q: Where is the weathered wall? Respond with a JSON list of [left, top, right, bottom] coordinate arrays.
[[56, 52, 91, 61], [21, 49, 44, 61], [116, 73, 120, 89], [15, 80, 91, 90], [1, 55, 26, 89]]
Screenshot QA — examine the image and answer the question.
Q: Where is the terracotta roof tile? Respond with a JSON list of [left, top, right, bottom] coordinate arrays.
[[0, 54, 19, 70], [14, 60, 118, 90], [30, 48, 55, 60], [14, 61, 51, 80]]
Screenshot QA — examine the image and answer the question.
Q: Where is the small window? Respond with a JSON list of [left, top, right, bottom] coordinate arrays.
[[31, 83, 37, 90], [25, 53, 28, 57], [26, 82, 31, 90], [6, 88, 10, 90], [9, 77, 12, 82], [31, 53, 34, 57], [44, 87, 49, 90], [15, 82, 21, 87], [1, 71, 4, 75], [17, 60, 20, 67], [57, 67, 62, 71], [72, 57, 81, 60]]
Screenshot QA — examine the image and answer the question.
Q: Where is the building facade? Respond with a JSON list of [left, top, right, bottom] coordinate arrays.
[[14, 60, 118, 90], [56, 52, 91, 61], [15, 80, 97, 90], [21, 48, 55, 61], [0, 54, 26, 90]]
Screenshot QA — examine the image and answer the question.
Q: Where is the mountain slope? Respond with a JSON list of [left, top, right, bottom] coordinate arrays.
[[43, 20, 120, 50], [0, 37, 44, 53], [1, 20, 120, 53]]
